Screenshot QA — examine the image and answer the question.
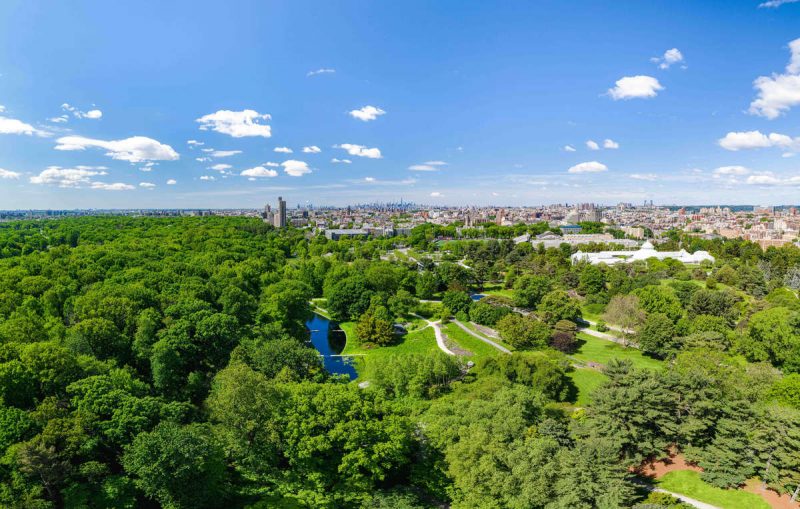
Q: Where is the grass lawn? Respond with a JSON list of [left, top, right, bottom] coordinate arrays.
[[341, 324, 439, 358], [481, 283, 515, 299], [580, 302, 606, 323], [657, 471, 770, 509], [568, 368, 608, 406], [441, 322, 502, 358], [462, 321, 515, 351], [572, 333, 663, 371]]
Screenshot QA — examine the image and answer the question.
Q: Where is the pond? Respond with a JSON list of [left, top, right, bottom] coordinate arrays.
[[470, 293, 486, 301], [306, 313, 357, 379]]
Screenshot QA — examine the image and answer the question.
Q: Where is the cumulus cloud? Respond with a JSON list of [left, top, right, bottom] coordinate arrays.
[[166, 179, 177, 185], [209, 163, 232, 172], [0, 168, 20, 179], [567, 161, 608, 173], [196, 109, 272, 138], [603, 139, 620, 149], [0, 116, 50, 136], [749, 38, 800, 119], [713, 165, 751, 176], [241, 166, 278, 178], [139, 162, 156, 172], [263, 162, 279, 167], [29, 166, 109, 188], [55, 135, 179, 163], [563, 145, 576, 152], [307, 68, 335, 77], [61, 103, 103, 120], [187, 140, 204, 147], [651, 48, 684, 69], [746, 173, 800, 186], [629, 173, 658, 181], [364, 177, 376, 182], [586, 140, 600, 150], [718, 130, 797, 151], [331, 158, 352, 164], [274, 147, 293, 154], [49, 115, 69, 124], [335, 143, 382, 159], [282, 160, 311, 177], [349, 105, 386, 121], [607, 75, 664, 100], [200, 175, 216, 181], [302, 145, 321, 153], [408, 160, 447, 171], [430, 191, 443, 197], [139, 182, 156, 188]]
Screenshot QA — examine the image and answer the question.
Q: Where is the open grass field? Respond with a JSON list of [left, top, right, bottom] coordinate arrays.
[[572, 333, 664, 370], [481, 283, 515, 299], [441, 322, 502, 358], [461, 321, 515, 351], [340, 323, 439, 358], [657, 471, 770, 509], [568, 368, 608, 406]]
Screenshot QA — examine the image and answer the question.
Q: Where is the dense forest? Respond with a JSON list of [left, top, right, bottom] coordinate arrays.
[[0, 216, 798, 508]]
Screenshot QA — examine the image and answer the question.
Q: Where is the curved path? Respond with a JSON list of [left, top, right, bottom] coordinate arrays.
[[410, 313, 455, 356], [649, 488, 720, 509], [452, 319, 511, 354]]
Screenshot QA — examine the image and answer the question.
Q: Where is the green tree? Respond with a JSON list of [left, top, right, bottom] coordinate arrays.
[[512, 275, 552, 309], [638, 313, 677, 357], [495, 314, 551, 349], [537, 290, 581, 325], [123, 422, 227, 509]]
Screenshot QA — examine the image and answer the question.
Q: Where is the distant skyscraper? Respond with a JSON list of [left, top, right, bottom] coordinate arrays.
[[274, 196, 287, 228]]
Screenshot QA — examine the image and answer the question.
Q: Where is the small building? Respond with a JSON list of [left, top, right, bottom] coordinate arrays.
[[324, 228, 370, 241], [559, 224, 582, 234]]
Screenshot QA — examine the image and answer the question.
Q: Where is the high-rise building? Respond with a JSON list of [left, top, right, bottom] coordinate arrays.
[[274, 196, 287, 228]]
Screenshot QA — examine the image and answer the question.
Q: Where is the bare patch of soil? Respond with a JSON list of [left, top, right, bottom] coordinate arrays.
[[743, 479, 799, 509]]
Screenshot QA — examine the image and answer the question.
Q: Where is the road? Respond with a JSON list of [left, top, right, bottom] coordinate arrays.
[[452, 319, 512, 354]]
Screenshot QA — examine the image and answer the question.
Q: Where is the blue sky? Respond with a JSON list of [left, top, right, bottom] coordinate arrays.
[[2, 0, 800, 208]]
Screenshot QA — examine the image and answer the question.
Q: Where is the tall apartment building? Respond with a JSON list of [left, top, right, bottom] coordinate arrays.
[[274, 196, 287, 228]]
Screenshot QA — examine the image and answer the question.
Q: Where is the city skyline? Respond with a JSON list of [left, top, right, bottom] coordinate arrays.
[[3, 1, 800, 208]]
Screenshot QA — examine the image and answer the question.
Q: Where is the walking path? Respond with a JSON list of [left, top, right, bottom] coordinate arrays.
[[410, 313, 455, 356], [452, 319, 512, 354], [649, 488, 720, 509]]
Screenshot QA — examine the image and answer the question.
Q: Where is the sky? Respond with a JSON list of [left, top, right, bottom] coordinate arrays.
[[2, 1, 800, 209]]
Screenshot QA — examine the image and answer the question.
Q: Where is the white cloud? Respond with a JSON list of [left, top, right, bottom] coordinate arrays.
[[408, 160, 447, 172], [139, 182, 156, 188], [607, 75, 664, 100], [139, 162, 156, 172], [209, 163, 232, 171], [652, 48, 684, 69], [713, 165, 751, 176], [0, 105, 4, 112], [349, 105, 386, 121], [430, 191, 443, 197], [331, 158, 352, 164], [274, 146, 293, 154], [90, 182, 134, 191], [603, 138, 620, 149], [563, 145, 576, 152], [29, 166, 108, 187], [749, 38, 800, 119], [424, 160, 447, 166], [567, 161, 608, 173], [0, 116, 49, 136], [241, 166, 278, 178], [744, 173, 800, 186], [196, 157, 212, 162], [166, 179, 177, 185], [200, 175, 216, 181], [302, 145, 321, 153], [759, 0, 800, 8], [61, 103, 103, 120], [629, 173, 658, 181], [0, 168, 20, 179], [49, 115, 69, 124], [307, 68, 335, 77], [364, 177, 376, 182], [196, 109, 272, 138], [187, 140, 204, 147], [586, 140, 600, 150], [718, 130, 797, 151], [55, 135, 179, 163], [263, 162, 279, 167], [207, 149, 241, 157], [335, 143, 382, 159], [282, 160, 311, 177]]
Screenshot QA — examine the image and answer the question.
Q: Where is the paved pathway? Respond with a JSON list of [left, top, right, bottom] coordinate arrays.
[[452, 319, 511, 354], [649, 488, 720, 509], [410, 313, 455, 356]]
